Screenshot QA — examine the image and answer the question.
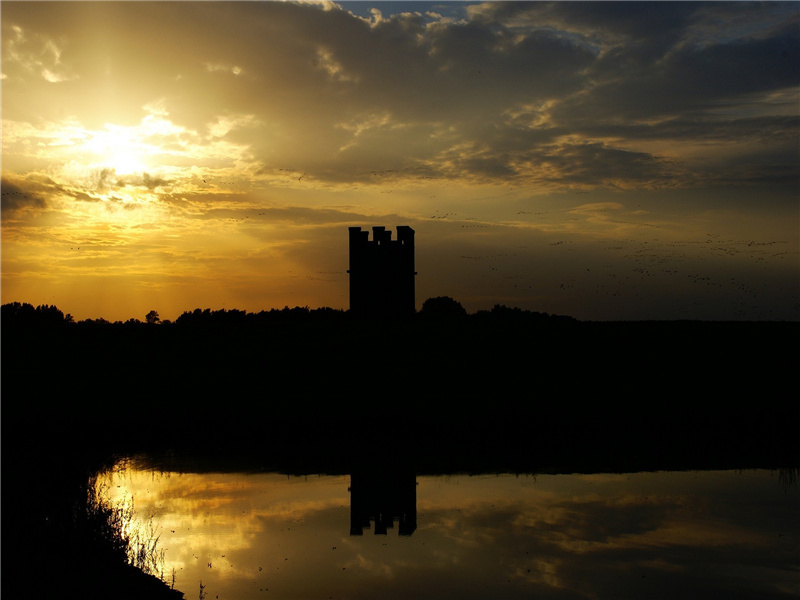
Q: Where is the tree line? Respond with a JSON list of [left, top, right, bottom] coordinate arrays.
[[1, 298, 576, 330]]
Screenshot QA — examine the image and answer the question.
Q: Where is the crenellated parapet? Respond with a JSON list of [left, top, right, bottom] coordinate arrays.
[[348, 226, 416, 318]]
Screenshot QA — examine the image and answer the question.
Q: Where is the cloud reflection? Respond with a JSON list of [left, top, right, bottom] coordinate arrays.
[[98, 466, 798, 600]]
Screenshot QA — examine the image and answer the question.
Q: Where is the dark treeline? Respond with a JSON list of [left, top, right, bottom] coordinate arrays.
[[2, 297, 586, 461], [3, 298, 797, 471], [1, 297, 577, 328]]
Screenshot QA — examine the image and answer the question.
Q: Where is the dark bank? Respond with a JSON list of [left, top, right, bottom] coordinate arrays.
[[2, 301, 798, 599]]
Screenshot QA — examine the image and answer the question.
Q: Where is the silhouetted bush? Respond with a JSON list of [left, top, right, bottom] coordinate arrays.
[[472, 304, 576, 325], [419, 296, 468, 319]]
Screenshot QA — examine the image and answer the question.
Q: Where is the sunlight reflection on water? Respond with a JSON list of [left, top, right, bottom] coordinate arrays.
[[97, 464, 799, 600]]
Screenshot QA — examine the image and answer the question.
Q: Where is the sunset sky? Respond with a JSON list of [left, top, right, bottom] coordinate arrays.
[[2, 1, 798, 322]]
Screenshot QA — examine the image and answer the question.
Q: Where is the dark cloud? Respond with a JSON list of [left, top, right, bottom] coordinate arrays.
[[561, 28, 800, 125], [4, 1, 796, 190], [1, 178, 47, 212], [667, 27, 800, 100], [118, 172, 171, 191], [91, 168, 117, 191]]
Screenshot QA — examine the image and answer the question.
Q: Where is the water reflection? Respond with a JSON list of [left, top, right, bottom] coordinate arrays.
[[350, 469, 417, 536], [99, 464, 799, 600]]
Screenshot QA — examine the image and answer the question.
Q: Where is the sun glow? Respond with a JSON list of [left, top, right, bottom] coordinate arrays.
[[84, 124, 151, 176], [107, 150, 148, 176]]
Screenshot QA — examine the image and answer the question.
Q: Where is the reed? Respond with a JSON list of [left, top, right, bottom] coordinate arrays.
[[779, 468, 800, 493], [83, 477, 167, 582]]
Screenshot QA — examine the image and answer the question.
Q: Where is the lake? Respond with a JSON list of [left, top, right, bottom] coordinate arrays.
[[97, 459, 799, 600]]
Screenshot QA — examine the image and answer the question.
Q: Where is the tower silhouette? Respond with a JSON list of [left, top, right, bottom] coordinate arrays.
[[349, 470, 417, 536], [348, 226, 416, 318]]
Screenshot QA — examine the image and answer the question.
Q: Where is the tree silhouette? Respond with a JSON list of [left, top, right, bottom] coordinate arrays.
[[419, 296, 467, 319], [2, 301, 68, 328], [145, 310, 160, 324]]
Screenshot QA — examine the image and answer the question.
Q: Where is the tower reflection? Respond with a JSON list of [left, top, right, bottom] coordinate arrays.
[[349, 469, 417, 536]]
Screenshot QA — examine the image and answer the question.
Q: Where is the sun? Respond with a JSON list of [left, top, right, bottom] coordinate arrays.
[[108, 148, 148, 176], [85, 124, 150, 175]]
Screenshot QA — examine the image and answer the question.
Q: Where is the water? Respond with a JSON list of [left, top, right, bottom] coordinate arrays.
[[98, 462, 799, 600]]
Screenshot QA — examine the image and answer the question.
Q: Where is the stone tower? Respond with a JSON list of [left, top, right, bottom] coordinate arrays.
[[348, 226, 416, 318]]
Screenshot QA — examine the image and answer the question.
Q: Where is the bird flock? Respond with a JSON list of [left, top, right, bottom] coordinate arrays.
[[447, 213, 797, 318]]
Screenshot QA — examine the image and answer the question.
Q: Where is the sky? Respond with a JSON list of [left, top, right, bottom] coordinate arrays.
[[1, 1, 798, 322]]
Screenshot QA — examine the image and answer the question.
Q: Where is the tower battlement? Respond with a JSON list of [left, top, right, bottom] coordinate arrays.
[[348, 226, 416, 318]]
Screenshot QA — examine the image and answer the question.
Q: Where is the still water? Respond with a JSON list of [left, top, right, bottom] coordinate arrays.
[[98, 461, 798, 600]]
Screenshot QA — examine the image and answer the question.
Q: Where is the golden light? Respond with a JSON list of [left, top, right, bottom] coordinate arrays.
[[85, 124, 150, 176]]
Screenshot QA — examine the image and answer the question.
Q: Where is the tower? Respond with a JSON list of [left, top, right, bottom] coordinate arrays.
[[349, 469, 417, 536], [348, 226, 416, 318]]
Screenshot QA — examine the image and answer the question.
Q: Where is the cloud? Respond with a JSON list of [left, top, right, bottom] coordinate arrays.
[[3, 1, 796, 193], [0, 177, 47, 212], [88, 167, 117, 191], [120, 172, 171, 191], [1, 23, 77, 83]]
